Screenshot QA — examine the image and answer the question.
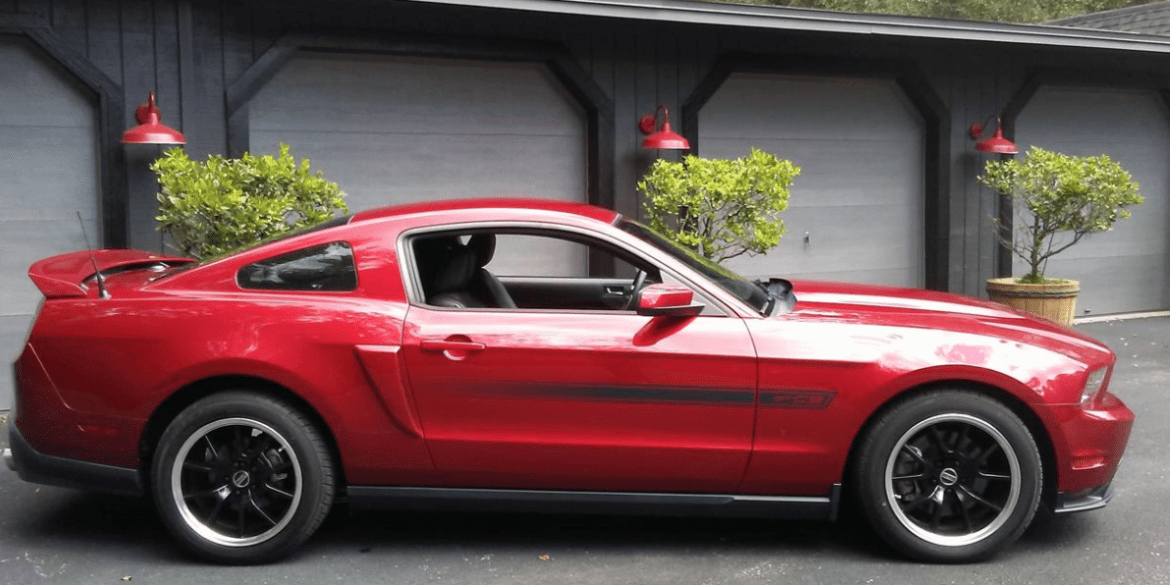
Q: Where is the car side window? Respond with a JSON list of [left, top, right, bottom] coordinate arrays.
[[410, 230, 662, 311], [237, 242, 356, 291]]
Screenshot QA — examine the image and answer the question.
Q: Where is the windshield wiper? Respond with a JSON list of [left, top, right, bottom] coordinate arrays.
[[754, 279, 778, 315]]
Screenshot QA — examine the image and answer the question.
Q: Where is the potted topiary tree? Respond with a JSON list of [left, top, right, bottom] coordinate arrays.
[[637, 147, 800, 263], [979, 146, 1142, 325], [152, 143, 347, 259]]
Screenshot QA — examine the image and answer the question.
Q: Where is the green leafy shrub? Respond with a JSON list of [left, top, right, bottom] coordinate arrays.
[[638, 148, 799, 263], [979, 147, 1142, 283], [152, 143, 348, 259]]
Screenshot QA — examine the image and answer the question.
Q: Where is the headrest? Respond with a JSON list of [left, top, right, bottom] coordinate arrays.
[[468, 233, 496, 268], [430, 246, 477, 294]]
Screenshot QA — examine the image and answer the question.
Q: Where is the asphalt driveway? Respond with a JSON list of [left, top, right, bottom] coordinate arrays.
[[1, 317, 1167, 585]]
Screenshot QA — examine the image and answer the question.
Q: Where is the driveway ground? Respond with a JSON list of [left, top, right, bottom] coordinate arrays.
[[1, 317, 1167, 585]]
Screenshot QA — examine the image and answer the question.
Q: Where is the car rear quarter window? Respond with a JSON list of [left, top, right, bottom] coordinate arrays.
[[237, 242, 356, 291]]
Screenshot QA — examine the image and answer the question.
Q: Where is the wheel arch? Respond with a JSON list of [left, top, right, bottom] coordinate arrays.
[[842, 379, 1059, 513], [138, 375, 346, 489]]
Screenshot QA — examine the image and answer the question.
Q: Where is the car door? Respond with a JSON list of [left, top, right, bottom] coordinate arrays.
[[399, 228, 758, 493]]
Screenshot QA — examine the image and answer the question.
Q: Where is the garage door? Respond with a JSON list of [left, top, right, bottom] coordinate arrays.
[[0, 39, 100, 410], [698, 74, 925, 287], [1016, 87, 1170, 316], [249, 53, 588, 274]]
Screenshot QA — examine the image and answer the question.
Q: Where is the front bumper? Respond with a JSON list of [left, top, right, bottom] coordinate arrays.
[[6, 422, 143, 497], [1055, 482, 1114, 514]]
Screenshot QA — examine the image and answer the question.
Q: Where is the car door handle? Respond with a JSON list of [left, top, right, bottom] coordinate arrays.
[[420, 338, 486, 352]]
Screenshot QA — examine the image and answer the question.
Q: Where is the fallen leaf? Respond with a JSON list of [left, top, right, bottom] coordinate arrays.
[[538, 554, 550, 561], [121, 577, 132, 582]]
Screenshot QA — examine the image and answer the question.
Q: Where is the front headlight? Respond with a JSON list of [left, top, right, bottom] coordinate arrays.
[[1081, 367, 1109, 405]]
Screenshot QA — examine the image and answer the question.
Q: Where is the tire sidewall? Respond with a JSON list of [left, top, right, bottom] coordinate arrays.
[[151, 392, 333, 564], [855, 391, 1042, 563]]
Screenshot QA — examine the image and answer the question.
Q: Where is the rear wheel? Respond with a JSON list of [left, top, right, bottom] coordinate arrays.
[[853, 390, 1042, 562], [151, 392, 335, 564]]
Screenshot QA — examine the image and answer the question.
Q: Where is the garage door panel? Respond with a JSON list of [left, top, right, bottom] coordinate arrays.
[[1017, 87, 1170, 314], [0, 128, 99, 212], [703, 137, 922, 208], [1, 41, 100, 410], [251, 54, 581, 137], [250, 53, 587, 274], [0, 42, 94, 128], [251, 130, 585, 209], [700, 74, 924, 287], [724, 204, 920, 285], [1042, 254, 1168, 315], [700, 75, 919, 140]]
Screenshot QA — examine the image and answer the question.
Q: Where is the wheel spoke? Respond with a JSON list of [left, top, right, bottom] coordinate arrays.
[[183, 484, 228, 500], [202, 435, 219, 459], [207, 493, 228, 525], [954, 488, 974, 532], [958, 484, 1003, 512], [929, 425, 949, 454], [237, 496, 248, 538], [930, 490, 945, 530], [891, 472, 926, 481], [978, 471, 1012, 481], [249, 494, 278, 527], [182, 460, 214, 473], [900, 444, 928, 466], [263, 483, 295, 499], [976, 442, 1001, 465]]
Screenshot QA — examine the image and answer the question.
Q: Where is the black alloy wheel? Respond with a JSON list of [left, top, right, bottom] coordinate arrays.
[[853, 390, 1042, 563], [152, 392, 335, 564]]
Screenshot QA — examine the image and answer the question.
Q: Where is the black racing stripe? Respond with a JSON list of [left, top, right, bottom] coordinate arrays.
[[485, 383, 755, 405], [557, 386, 756, 405], [759, 389, 836, 411]]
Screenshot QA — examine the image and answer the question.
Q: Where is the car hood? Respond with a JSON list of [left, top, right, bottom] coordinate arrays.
[[782, 279, 1113, 366]]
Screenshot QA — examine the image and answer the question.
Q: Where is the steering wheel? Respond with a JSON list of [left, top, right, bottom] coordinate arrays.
[[623, 269, 648, 310]]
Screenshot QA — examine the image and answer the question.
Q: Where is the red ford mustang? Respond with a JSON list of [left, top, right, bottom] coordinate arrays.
[[5, 199, 1132, 564]]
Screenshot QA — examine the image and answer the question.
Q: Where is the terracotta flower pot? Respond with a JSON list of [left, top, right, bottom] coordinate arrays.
[[986, 277, 1080, 326]]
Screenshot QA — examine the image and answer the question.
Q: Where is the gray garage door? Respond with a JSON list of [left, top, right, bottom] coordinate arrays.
[[699, 74, 925, 288], [249, 53, 588, 273], [1016, 87, 1170, 316], [0, 39, 100, 410]]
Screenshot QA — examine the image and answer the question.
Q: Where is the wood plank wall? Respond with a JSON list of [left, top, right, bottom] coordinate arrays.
[[2, 0, 1165, 295]]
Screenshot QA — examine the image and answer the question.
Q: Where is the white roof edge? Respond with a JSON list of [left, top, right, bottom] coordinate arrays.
[[406, 0, 1170, 54]]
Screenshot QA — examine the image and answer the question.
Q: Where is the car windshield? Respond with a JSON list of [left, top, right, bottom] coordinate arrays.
[[617, 218, 771, 314]]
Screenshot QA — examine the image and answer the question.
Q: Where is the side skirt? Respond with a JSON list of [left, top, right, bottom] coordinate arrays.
[[347, 484, 842, 521]]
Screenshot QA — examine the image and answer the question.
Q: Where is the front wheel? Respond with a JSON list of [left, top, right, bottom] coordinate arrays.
[[852, 390, 1042, 562], [151, 392, 335, 564]]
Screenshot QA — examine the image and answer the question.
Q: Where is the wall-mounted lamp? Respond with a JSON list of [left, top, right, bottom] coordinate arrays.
[[969, 116, 1017, 155], [122, 91, 186, 145], [638, 104, 689, 150]]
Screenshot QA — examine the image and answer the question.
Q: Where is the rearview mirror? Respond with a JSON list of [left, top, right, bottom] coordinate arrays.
[[635, 283, 704, 317]]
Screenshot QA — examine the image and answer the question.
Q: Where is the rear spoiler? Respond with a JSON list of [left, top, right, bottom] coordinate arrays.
[[28, 249, 194, 299]]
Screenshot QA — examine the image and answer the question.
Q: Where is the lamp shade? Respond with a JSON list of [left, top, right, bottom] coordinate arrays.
[[122, 92, 186, 145], [639, 106, 690, 150], [970, 118, 1017, 155]]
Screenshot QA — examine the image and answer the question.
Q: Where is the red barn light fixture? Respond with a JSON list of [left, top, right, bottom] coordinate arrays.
[[969, 116, 1018, 155], [122, 91, 186, 145], [639, 104, 689, 150]]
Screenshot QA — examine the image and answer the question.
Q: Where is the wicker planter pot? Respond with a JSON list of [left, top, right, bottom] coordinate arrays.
[[986, 277, 1080, 325]]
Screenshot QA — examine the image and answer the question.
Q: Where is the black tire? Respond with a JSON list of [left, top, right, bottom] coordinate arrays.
[[151, 392, 335, 564], [852, 390, 1042, 563]]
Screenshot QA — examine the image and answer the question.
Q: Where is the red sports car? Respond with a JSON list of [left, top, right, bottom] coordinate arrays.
[[5, 199, 1132, 564]]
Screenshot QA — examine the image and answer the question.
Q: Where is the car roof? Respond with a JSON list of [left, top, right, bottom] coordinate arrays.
[[348, 198, 620, 225]]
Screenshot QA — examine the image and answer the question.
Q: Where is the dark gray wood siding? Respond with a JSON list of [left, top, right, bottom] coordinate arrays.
[[0, 0, 1168, 312]]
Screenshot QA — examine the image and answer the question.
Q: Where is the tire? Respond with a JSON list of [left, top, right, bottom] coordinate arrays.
[[151, 392, 335, 564], [852, 390, 1042, 563]]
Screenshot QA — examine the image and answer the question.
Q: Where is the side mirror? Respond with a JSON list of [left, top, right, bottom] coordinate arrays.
[[636, 283, 704, 317]]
